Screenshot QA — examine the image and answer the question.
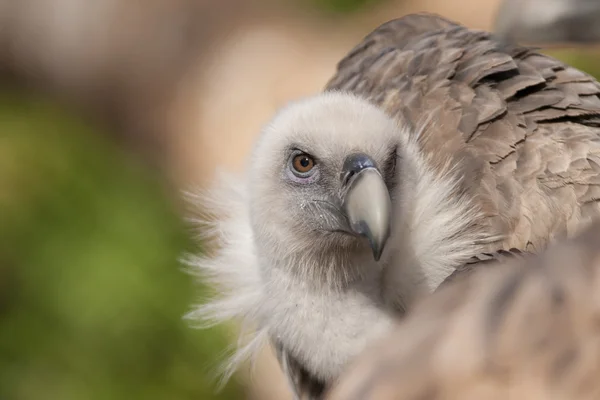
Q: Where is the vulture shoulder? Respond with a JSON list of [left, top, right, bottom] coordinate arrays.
[[439, 247, 532, 287], [326, 12, 600, 252], [327, 221, 600, 400]]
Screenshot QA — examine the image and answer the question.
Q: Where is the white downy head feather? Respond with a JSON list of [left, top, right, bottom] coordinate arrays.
[[182, 91, 492, 384]]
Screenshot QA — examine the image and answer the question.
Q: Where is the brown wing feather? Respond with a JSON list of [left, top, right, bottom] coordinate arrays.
[[326, 12, 600, 251]]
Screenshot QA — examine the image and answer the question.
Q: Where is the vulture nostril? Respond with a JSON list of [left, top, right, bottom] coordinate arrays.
[[341, 153, 377, 186]]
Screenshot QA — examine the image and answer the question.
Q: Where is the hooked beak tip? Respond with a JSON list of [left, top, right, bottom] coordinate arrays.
[[372, 240, 386, 262], [342, 164, 392, 262], [353, 220, 389, 262]]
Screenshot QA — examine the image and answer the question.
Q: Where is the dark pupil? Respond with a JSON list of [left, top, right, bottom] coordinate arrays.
[[300, 157, 310, 168]]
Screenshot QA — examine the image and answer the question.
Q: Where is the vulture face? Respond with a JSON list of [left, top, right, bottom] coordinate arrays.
[[248, 92, 400, 260]]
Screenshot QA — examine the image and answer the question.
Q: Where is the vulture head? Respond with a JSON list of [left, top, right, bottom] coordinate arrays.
[[248, 92, 399, 265], [185, 89, 482, 386]]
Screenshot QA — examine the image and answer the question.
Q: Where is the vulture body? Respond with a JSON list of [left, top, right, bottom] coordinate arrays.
[[186, 13, 600, 400], [327, 221, 600, 400]]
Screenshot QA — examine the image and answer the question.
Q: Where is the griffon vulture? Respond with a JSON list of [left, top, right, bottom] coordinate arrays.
[[184, 13, 600, 399]]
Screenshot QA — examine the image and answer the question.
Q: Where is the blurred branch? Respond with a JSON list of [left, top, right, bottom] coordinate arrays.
[[494, 0, 600, 46]]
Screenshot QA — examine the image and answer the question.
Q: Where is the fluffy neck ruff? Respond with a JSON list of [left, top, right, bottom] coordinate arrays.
[[381, 135, 492, 310], [256, 229, 380, 293], [182, 135, 490, 385]]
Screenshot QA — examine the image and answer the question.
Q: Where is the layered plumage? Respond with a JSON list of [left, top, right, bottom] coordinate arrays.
[[185, 13, 600, 399], [327, 221, 600, 400]]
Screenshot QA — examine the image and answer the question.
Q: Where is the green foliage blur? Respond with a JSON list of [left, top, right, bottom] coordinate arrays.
[[298, 0, 390, 15], [546, 49, 600, 80], [0, 89, 241, 400]]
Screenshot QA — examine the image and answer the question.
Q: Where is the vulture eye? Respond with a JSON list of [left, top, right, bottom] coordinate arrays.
[[291, 153, 316, 176]]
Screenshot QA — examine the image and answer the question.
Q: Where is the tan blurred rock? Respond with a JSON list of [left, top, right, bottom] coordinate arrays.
[[244, 344, 295, 400]]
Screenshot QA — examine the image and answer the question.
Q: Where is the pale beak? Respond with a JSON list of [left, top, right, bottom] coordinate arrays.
[[341, 153, 392, 261]]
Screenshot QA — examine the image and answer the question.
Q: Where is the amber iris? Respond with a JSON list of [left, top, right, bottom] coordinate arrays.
[[292, 154, 315, 174]]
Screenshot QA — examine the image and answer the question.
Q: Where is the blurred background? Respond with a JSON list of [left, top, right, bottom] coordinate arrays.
[[1, 0, 599, 399]]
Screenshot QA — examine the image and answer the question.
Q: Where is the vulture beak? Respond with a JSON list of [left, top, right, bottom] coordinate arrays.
[[341, 153, 392, 261]]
